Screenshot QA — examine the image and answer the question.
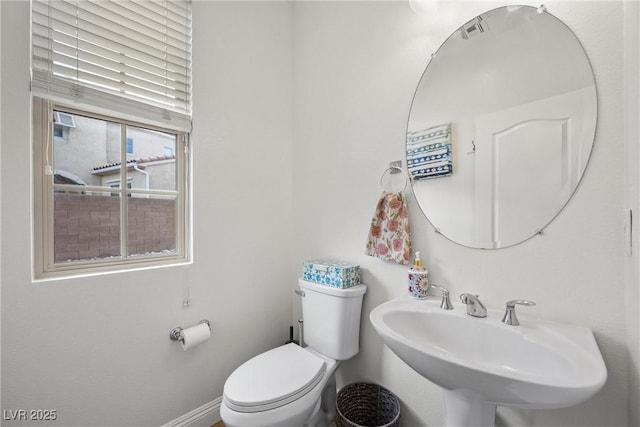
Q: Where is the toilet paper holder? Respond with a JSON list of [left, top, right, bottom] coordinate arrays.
[[169, 319, 211, 342]]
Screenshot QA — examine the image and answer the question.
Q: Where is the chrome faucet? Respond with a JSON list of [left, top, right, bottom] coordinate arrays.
[[428, 284, 453, 310], [460, 293, 487, 318], [501, 300, 536, 326]]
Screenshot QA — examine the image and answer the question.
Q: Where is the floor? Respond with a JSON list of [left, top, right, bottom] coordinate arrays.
[[213, 419, 337, 426], [214, 418, 337, 426]]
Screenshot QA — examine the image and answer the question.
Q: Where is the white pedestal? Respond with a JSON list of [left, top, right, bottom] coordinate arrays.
[[442, 389, 497, 427]]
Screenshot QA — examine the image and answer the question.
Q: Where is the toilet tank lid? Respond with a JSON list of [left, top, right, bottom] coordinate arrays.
[[298, 279, 367, 297]]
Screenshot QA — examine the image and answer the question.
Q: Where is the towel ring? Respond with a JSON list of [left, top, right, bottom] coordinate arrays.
[[379, 166, 409, 193]]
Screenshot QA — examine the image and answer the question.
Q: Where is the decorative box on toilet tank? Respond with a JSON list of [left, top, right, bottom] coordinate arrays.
[[302, 259, 361, 288]]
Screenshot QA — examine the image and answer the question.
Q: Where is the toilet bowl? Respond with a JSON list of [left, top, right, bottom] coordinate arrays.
[[220, 279, 367, 427], [220, 344, 338, 427]]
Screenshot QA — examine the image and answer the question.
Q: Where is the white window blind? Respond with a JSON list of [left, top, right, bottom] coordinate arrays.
[[32, 0, 192, 131]]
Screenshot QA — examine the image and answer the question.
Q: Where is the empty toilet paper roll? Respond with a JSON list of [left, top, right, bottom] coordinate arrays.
[[181, 323, 211, 350]]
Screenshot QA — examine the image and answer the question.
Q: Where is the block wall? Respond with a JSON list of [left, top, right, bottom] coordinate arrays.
[[54, 193, 175, 262]]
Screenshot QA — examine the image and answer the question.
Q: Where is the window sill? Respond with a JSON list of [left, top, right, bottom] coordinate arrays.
[[33, 256, 192, 283]]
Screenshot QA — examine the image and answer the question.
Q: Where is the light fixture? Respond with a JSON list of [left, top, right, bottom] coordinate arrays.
[[409, 0, 438, 15]]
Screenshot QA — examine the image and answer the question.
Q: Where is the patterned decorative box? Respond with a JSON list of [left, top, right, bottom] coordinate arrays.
[[302, 259, 361, 288]]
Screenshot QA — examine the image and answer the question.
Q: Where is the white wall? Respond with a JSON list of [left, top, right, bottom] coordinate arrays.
[[0, 0, 3, 413], [1, 1, 293, 425], [623, 1, 640, 424], [292, 1, 633, 426], [2, 1, 638, 427]]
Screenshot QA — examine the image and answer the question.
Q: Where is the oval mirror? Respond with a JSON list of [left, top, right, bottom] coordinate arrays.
[[406, 5, 597, 249]]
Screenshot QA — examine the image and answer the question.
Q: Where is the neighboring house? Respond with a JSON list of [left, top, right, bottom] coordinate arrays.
[[91, 155, 177, 194], [53, 112, 176, 191]]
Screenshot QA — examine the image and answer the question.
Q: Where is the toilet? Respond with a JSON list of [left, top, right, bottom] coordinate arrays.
[[220, 278, 367, 427]]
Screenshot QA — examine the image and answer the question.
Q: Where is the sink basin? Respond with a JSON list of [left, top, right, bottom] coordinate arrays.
[[369, 298, 606, 426]]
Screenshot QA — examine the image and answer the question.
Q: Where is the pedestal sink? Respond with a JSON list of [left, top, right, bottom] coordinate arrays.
[[369, 298, 607, 427]]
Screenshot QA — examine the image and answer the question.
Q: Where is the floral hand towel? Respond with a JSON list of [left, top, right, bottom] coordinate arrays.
[[365, 191, 411, 265]]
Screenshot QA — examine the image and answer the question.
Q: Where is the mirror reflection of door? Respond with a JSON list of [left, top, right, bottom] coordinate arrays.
[[474, 87, 596, 248]]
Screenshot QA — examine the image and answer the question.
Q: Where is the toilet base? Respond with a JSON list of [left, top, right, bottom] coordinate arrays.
[[306, 374, 336, 427]]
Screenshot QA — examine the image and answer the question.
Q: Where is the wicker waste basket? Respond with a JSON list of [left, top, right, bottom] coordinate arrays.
[[336, 383, 400, 427]]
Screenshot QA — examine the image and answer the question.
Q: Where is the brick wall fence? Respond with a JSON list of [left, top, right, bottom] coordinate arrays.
[[54, 193, 176, 262]]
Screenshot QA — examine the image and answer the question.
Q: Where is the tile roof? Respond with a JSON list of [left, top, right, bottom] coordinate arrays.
[[92, 154, 176, 171]]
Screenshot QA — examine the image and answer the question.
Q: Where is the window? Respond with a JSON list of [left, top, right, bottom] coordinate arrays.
[[32, 0, 191, 279], [53, 124, 64, 139], [34, 100, 189, 278], [53, 112, 76, 140]]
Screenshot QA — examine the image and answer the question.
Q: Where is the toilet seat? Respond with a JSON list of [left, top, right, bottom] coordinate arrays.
[[223, 343, 326, 413]]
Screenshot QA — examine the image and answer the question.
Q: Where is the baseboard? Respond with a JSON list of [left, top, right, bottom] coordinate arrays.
[[162, 396, 222, 427]]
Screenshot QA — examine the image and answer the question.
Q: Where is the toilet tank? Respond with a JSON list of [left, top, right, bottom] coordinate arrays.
[[298, 279, 367, 361]]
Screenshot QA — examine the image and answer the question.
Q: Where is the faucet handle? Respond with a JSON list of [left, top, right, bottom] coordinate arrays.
[[428, 284, 453, 310], [506, 299, 536, 308], [502, 300, 536, 326]]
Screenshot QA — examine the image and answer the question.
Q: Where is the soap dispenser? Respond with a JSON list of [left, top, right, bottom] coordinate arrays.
[[408, 251, 429, 299]]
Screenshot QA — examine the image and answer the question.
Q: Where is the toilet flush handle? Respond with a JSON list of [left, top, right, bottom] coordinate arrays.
[[294, 289, 305, 297]]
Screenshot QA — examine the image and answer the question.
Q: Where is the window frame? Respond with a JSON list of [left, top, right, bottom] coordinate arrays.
[[33, 97, 191, 280]]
